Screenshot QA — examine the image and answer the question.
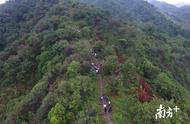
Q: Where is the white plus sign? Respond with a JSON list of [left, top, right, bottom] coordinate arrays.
[[173, 106, 180, 113]]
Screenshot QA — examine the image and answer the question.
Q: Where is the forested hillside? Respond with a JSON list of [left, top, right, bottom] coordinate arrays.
[[81, 0, 190, 38], [0, 0, 190, 124], [148, 0, 190, 30]]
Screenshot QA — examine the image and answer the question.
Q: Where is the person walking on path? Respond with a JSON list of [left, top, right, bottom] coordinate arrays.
[[104, 104, 107, 113], [108, 101, 112, 113]]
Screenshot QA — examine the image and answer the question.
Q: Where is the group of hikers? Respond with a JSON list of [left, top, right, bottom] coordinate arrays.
[[89, 48, 113, 114], [101, 95, 112, 113], [90, 48, 102, 73]]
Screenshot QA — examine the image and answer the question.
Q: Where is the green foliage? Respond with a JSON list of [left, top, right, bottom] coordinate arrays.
[[107, 78, 120, 95], [115, 39, 129, 53], [132, 99, 188, 124], [56, 26, 80, 41], [103, 55, 117, 75], [80, 26, 92, 38], [66, 61, 80, 79], [48, 76, 95, 124], [52, 40, 69, 53], [140, 59, 160, 79], [0, 0, 190, 123], [73, 5, 108, 26], [48, 102, 66, 124], [37, 51, 54, 74], [7, 77, 48, 123], [153, 72, 190, 115], [35, 92, 58, 121], [42, 31, 58, 46]]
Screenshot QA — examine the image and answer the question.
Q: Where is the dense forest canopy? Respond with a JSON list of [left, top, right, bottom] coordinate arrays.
[[0, 0, 190, 124], [148, 0, 190, 30]]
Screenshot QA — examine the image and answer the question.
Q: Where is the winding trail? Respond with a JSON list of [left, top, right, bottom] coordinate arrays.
[[99, 76, 113, 124], [90, 48, 113, 124]]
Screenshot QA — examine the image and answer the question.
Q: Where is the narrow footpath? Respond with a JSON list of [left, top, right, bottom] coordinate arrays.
[[99, 76, 113, 124], [90, 48, 113, 124]]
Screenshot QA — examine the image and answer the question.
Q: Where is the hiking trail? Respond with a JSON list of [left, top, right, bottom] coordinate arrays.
[[90, 48, 113, 124], [99, 76, 113, 124]]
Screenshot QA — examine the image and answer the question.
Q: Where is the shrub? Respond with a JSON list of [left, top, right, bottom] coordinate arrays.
[[103, 55, 117, 75], [65, 61, 80, 79]]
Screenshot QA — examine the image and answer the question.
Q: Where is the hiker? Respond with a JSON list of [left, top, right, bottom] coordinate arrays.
[[91, 63, 101, 73], [104, 96, 109, 102], [108, 101, 112, 113], [100, 96, 104, 102], [103, 104, 107, 113], [90, 49, 97, 57], [96, 67, 100, 73], [101, 96, 104, 100], [92, 50, 97, 57], [91, 62, 95, 66], [100, 95, 106, 102], [108, 101, 111, 107], [91, 62, 99, 73], [95, 64, 102, 73], [94, 52, 97, 57], [108, 106, 112, 113], [91, 62, 96, 70]]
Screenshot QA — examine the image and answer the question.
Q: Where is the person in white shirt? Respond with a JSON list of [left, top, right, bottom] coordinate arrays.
[[103, 104, 107, 113]]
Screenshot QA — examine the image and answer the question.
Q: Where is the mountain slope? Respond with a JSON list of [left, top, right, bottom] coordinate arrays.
[[148, 0, 190, 30], [0, 0, 59, 51], [79, 0, 190, 90], [0, 0, 190, 124], [80, 0, 190, 38]]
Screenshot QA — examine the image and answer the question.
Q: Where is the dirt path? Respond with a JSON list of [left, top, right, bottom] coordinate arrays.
[[99, 76, 113, 124]]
